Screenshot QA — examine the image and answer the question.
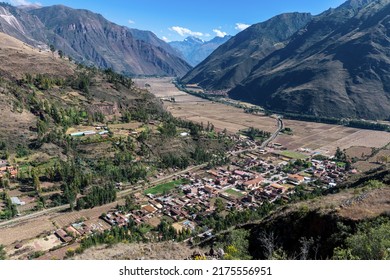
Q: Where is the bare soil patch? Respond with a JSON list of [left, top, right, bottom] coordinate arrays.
[[0, 33, 74, 79], [338, 188, 390, 220], [72, 241, 205, 260], [0, 216, 56, 246], [353, 161, 381, 172], [345, 146, 373, 160], [369, 149, 390, 162], [0, 94, 36, 148], [146, 216, 161, 228]]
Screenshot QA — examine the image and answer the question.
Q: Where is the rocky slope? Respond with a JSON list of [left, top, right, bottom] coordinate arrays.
[[181, 13, 312, 89], [229, 0, 390, 120], [29, 5, 191, 76], [0, 3, 191, 76], [0, 3, 46, 48]]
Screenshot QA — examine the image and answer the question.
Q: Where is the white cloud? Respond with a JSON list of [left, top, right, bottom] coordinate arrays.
[[213, 29, 227, 37], [128, 19, 135, 25], [8, 0, 31, 5], [235, 23, 250, 31], [6, 0, 41, 6], [169, 26, 203, 37], [162, 36, 170, 42]]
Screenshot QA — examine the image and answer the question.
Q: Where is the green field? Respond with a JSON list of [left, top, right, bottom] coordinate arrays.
[[280, 150, 308, 160], [225, 188, 245, 198], [337, 162, 346, 168], [144, 179, 188, 195]]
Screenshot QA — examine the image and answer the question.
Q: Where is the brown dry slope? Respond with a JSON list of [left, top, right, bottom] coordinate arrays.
[[72, 242, 205, 260], [245, 173, 390, 259], [0, 32, 75, 147], [0, 32, 75, 79]]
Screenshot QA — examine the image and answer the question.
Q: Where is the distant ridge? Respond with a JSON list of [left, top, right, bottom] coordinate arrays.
[[181, 12, 312, 90], [169, 35, 232, 66], [229, 0, 390, 120], [0, 3, 191, 76], [182, 0, 390, 120]]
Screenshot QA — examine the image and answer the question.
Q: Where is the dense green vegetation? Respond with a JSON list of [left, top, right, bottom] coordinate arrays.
[[273, 112, 390, 132], [347, 120, 390, 131], [0, 64, 234, 219], [241, 127, 271, 141], [76, 185, 116, 210], [0, 244, 6, 260], [0, 192, 18, 220], [216, 229, 252, 260], [334, 217, 390, 260], [195, 201, 275, 234]]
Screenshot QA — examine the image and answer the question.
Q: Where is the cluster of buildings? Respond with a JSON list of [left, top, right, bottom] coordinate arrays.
[[0, 160, 18, 180], [55, 221, 106, 243], [50, 147, 354, 248], [142, 149, 352, 226], [69, 127, 109, 138]]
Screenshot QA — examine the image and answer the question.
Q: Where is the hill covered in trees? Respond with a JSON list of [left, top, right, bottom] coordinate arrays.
[[0, 33, 232, 219]]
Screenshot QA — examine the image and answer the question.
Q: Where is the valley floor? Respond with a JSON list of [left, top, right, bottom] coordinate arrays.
[[136, 77, 390, 156], [1, 77, 390, 260]]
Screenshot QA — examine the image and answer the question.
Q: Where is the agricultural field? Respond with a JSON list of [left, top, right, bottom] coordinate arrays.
[[353, 161, 381, 172], [135, 78, 277, 134], [137, 79, 387, 154], [134, 78, 188, 98], [275, 120, 390, 156], [345, 146, 374, 160], [369, 148, 390, 162], [278, 150, 309, 160], [137, 78, 390, 159], [108, 122, 143, 134]]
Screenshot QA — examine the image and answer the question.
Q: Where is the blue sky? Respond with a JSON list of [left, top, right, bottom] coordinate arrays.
[[7, 0, 346, 41]]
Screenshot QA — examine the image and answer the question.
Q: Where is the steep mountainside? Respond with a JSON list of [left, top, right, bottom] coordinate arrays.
[[169, 35, 232, 66], [229, 0, 390, 120], [0, 3, 191, 77], [28, 5, 191, 76], [0, 3, 46, 48], [128, 28, 183, 58], [181, 13, 312, 89]]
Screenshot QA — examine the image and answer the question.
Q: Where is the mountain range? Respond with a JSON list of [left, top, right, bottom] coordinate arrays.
[[2, 0, 390, 120], [183, 0, 390, 120], [169, 35, 232, 66], [0, 3, 191, 77], [181, 13, 313, 90]]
